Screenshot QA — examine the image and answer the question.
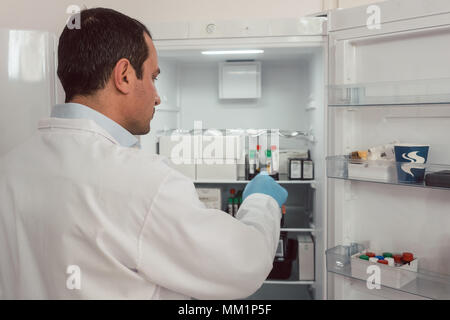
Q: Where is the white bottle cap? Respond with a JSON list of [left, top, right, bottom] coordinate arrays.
[[385, 257, 395, 266]]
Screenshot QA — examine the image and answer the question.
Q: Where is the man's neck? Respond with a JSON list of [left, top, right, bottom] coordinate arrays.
[[70, 95, 125, 129]]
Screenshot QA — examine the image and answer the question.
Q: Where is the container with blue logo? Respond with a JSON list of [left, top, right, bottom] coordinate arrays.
[[394, 144, 429, 183]]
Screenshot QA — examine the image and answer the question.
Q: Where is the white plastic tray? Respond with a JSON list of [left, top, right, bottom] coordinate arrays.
[[350, 251, 418, 289]]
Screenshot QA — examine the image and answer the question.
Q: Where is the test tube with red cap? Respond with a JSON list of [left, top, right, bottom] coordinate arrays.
[[281, 205, 286, 227], [227, 189, 235, 216], [270, 145, 279, 180], [255, 145, 261, 173], [393, 254, 404, 267]]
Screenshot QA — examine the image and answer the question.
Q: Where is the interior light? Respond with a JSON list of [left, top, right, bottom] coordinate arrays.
[[201, 50, 264, 55]]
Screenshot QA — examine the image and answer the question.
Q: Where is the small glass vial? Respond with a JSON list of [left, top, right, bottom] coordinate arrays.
[[227, 198, 233, 216], [233, 197, 239, 217], [281, 205, 286, 227]]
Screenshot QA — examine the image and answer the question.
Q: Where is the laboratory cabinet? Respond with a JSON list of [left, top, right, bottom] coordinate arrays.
[[145, 0, 450, 300]]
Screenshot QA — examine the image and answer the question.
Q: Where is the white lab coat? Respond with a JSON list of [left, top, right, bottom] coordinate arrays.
[[0, 117, 281, 300]]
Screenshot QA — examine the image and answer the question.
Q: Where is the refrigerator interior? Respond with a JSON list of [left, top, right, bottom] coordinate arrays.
[[327, 1, 450, 300], [140, 39, 327, 299]]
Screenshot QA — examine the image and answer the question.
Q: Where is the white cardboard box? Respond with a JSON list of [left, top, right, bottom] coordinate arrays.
[[350, 250, 418, 289], [196, 188, 222, 210], [196, 160, 238, 181], [159, 135, 244, 160], [158, 135, 192, 159], [201, 135, 244, 160], [297, 234, 315, 281]]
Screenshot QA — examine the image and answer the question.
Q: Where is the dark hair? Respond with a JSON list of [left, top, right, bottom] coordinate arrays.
[[57, 8, 152, 102]]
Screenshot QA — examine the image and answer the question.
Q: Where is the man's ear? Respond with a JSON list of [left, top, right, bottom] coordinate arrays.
[[113, 58, 134, 94]]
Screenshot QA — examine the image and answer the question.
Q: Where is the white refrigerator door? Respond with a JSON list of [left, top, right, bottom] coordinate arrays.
[[327, 0, 450, 300], [0, 29, 56, 157]]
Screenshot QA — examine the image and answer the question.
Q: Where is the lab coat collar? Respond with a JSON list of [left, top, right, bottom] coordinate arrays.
[[49, 103, 140, 148], [38, 117, 123, 147]]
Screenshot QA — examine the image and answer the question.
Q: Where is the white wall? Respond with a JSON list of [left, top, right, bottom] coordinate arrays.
[[177, 59, 311, 130], [0, 30, 56, 156]]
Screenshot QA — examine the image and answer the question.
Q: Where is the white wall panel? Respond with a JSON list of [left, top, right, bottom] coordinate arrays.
[[177, 60, 311, 131], [0, 29, 55, 156]]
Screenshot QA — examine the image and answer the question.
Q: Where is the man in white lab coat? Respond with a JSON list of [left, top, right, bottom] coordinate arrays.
[[0, 8, 287, 299]]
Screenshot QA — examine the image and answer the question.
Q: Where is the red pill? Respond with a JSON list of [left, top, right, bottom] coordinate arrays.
[[377, 260, 388, 265], [366, 252, 376, 258], [393, 254, 403, 263]]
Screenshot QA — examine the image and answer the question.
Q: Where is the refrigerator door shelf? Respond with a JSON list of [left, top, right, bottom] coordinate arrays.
[[329, 78, 450, 107], [327, 156, 450, 191], [350, 251, 418, 289], [326, 245, 450, 300]]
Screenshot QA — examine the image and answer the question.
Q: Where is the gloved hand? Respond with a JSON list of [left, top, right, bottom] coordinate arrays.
[[243, 172, 288, 207]]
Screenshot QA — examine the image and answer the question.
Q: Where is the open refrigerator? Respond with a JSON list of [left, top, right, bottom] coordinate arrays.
[[145, 17, 328, 300], [145, 0, 450, 300]]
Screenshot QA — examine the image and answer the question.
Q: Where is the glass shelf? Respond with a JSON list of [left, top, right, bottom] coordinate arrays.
[[264, 280, 314, 285], [157, 128, 313, 140], [327, 155, 450, 191], [281, 228, 314, 232], [194, 179, 315, 185], [194, 173, 315, 184], [329, 78, 450, 107], [326, 245, 450, 300]]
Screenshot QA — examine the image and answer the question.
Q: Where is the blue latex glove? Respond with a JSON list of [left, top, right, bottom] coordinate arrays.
[[243, 172, 288, 207]]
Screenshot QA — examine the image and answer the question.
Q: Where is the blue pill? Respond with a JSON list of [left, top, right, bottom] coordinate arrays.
[[376, 256, 384, 260]]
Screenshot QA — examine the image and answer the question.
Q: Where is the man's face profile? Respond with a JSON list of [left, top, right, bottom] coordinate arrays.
[[127, 33, 161, 135]]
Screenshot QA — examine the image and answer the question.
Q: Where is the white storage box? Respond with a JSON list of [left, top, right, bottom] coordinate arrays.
[[347, 160, 396, 181], [201, 135, 244, 161], [196, 160, 238, 181], [297, 235, 315, 281], [160, 135, 244, 161], [196, 188, 222, 210], [159, 135, 193, 159], [350, 251, 418, 289]]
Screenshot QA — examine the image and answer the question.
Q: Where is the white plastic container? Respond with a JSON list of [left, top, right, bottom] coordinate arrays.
[[159, 134, 243, 161], [196, 160, 238, 181], [196, 188, 222, 210], [297, 235, 315, 281], [347, 160, 396, 181], [350, 251, 418, 289]]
